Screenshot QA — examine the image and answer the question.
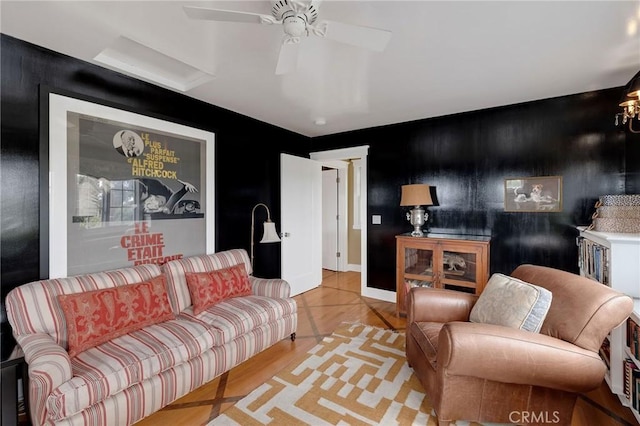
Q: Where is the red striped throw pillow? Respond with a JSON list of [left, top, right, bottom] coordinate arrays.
[[185, 263, 252, 315], [58, 275, 175, 357]]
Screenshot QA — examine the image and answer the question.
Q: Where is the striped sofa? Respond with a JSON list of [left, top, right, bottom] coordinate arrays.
[[6, 249, 297, 426]]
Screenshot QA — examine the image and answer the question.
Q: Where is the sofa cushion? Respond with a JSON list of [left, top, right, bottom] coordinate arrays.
[[185, 264, 252, 315], [469, 273, 552, 333], [47, 317, 218, 420], [163, 249, 253, 314], [180, 295, 297, 345], [58, 275, 175, 357]]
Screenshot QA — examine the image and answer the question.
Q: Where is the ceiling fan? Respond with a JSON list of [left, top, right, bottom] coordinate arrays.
[[183, 0, 392, 75]]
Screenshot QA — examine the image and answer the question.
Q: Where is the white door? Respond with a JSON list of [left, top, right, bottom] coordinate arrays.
[[322, 169, 339, 270], [280, 153, 322, 296]]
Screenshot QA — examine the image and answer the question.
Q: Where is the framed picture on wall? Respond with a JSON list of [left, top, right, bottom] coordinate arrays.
[[504, 176, 563, 212], [42, 89, 215, 278]]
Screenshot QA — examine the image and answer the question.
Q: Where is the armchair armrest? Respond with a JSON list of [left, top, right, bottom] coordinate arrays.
[[437, 322, 606, 392], [16, 333, 72, 425], [407, 287, 478, 324], [250, 276, 291, 298]]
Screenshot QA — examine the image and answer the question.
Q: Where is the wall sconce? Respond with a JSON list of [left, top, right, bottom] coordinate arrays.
[[251, 203, 281, 268], [400, 184, 434, 237], [615, 70, 640, 133]]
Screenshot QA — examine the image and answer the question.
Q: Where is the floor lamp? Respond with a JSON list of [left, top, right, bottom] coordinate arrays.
[[251, 203, 281, 269]]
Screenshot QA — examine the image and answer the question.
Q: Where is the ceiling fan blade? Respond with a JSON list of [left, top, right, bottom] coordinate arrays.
[[275, 41, 300, 75], [321, 20, 392, 52], [183, 6, 270, 24]]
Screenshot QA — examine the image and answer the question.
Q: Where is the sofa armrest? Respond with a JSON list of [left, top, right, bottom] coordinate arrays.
[[407, 287, 478, 324], [437, 322, 606, 392], [250, 276, 291, 298], [16, 333, 72, 425]]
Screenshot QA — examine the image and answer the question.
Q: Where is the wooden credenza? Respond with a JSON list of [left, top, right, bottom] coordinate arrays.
[[396, 233, 490, 316]]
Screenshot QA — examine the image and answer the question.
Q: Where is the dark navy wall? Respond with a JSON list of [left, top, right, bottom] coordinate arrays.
[[312, 89, 633, 292], [0, 34, 310, 300]]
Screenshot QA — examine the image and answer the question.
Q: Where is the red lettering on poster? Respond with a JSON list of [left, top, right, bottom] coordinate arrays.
[[120, 221, 183, 266]]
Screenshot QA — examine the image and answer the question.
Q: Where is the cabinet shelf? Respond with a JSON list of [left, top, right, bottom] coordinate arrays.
[[396, 233, 490, 316], [441, 277, 477, 288], [404, 273, 434, 281]]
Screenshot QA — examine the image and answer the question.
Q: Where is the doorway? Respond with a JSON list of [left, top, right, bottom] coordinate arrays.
[[321, 162, 348, 272], [310, 146, 369, 297]]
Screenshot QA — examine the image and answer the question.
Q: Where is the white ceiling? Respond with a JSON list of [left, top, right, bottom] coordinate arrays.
[[2, 1, 639, 137]]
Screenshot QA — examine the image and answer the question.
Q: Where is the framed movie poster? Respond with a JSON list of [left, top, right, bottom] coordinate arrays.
[[504, 176, 563, 212], [46, 92, 214, 278]]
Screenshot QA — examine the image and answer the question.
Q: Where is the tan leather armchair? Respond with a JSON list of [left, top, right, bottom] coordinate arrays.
[[406, 264, 634, 426]]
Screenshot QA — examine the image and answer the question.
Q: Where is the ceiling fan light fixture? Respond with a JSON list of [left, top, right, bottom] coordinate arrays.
[[283, 15, 308, 37]]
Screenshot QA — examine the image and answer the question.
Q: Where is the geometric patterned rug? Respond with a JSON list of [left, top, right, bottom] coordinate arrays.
[[208, 322, 483, 426]]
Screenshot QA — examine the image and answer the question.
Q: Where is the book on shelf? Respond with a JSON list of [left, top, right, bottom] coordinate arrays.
[[636, 369, 640, 411], [624, 315, 640, 410], [624, 358, 640, 410], [577, 236, 610, 286], [600, 337, 611, 368], [628, 317, 640, 361], [625, 358, 636, 399]]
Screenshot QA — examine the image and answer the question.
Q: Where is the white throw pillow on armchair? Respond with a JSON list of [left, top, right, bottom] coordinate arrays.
[[469, 273, 553, 333]]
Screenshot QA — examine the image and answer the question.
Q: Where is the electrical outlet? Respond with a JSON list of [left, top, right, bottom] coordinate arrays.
[[372, 215, 382, 225]]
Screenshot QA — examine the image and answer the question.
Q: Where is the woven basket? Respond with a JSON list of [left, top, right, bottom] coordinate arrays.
[[588, 195, 640, 233], [599, 194, 640, 206], [596, 206, 640, 219], [593, 218, 640, 233]]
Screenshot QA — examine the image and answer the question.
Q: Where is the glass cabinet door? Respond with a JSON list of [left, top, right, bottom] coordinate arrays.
[[440, 248, 480, 293], [403, 247, 436, 289]]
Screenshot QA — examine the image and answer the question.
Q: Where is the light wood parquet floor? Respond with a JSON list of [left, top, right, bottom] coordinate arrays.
[[131, 270, 638, 426]]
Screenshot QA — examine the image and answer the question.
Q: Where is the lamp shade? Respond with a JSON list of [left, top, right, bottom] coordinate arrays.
[[626, 70, 640, 99], [400, 184, 433, 206], [260, 221, 281, 243]]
